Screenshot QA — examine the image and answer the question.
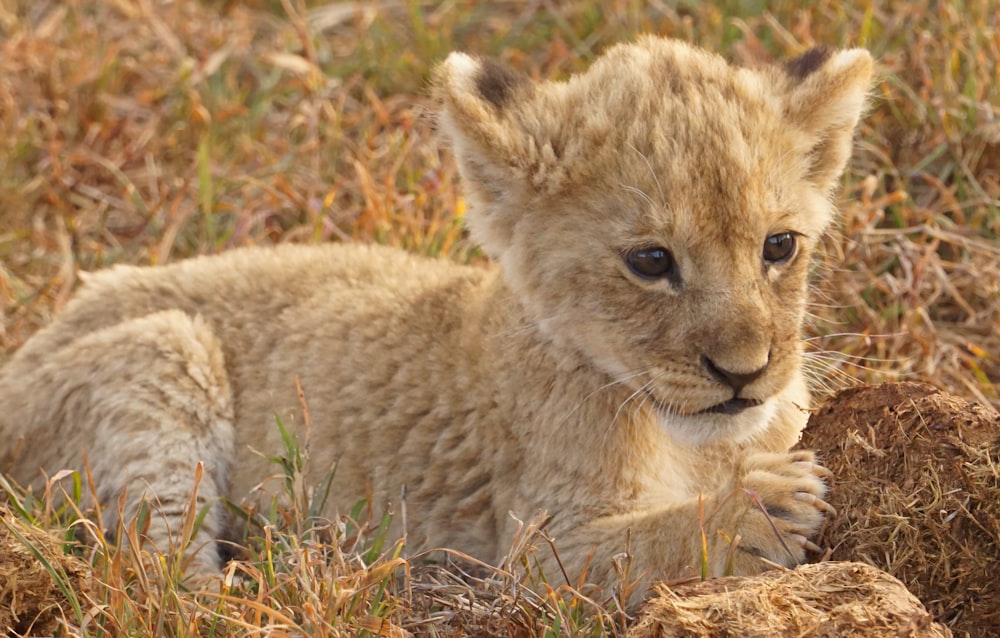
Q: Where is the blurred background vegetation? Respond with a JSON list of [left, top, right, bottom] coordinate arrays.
[[1, 0, 998, 408], [2, 0, 997, 409]]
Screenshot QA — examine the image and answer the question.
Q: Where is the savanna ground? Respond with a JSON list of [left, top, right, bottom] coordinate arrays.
[[0, 0, 998, 635]]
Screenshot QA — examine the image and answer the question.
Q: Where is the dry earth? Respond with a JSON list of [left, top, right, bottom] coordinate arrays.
[[0, 508, 90, 637], [802, 382, 1000, 637], [629, 561, 950, 638]]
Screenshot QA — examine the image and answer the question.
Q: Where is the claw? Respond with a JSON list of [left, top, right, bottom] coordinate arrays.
[[804, 539, 823, 554], [794, 460, 834, 480], [796, 491, 837, 516], [788, 534, 824, 555], [788, 450, 816, 463]]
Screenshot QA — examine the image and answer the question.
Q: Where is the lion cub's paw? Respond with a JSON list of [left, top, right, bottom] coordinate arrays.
[[731, 450, 833, 567]]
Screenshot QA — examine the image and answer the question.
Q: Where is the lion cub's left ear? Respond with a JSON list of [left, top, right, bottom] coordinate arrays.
[[781, 48, 875, 194], [433, 53, 542, 257]]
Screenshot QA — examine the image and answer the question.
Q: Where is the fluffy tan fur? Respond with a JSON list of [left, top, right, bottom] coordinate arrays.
[[0, 36, 873, 603]]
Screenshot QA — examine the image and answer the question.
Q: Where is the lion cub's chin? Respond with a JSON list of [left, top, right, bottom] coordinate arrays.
[[658, 398, 779, 447]]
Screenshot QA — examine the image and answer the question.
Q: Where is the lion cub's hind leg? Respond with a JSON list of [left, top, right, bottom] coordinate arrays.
[[12, 309, 236, 577]]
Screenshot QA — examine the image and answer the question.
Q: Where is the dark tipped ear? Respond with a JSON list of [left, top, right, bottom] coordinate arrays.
[[783, 47, 832, 81], [782, 48, 875, 193], [433, 52, 529, 190], [433, 52, 534, 164], [433, 53, 536, 257], [475, 58, 530, 111]]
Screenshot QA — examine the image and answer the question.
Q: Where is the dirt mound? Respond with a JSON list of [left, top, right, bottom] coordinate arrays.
[[801, 382, 1000, 637], [0, 507, 91, 636], [629, 561, 949, 637]]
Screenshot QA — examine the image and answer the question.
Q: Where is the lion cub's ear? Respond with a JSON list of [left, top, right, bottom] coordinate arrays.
[[434, 53, 540, 257], [780, 47, 875, 195]]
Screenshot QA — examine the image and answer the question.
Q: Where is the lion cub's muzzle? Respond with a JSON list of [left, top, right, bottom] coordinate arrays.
[[697, 355, 769, 415], [701, 354, 767, 394]]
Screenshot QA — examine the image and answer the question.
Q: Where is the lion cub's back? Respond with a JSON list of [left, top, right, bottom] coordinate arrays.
[[16, 243, 474, 353], [1, 241, 491, 483], [2, 243, 489, 434]]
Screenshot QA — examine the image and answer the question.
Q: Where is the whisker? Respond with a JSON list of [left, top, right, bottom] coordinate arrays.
[[627, 143, 667, 207], [620, 184, 658, 210], [489, 312, 576, 340], [802, 358, 862, 390], [802, 331, 906, 343], [803, 350, 914, 369], [801, 353, 919, 393], [553, 367, 657, 434], [805, 301, 867, 311], [602, 376, 657, 447]]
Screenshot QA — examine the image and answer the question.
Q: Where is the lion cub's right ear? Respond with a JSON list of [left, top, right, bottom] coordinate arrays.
[[434, 53, 541, 258], [779, 47, 875, 197]]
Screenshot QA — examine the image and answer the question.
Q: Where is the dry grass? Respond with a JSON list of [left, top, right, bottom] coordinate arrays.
[[0, 0, 998, 635]]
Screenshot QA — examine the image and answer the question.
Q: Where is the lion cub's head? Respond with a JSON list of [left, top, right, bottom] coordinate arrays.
[[435, 37, 874, 445]]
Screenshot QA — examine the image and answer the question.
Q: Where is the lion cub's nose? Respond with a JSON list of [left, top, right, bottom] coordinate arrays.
[[701, 355, 768, 394]]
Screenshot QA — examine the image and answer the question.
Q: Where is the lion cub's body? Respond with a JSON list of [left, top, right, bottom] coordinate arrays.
[[3, 245, 514, 558], [0, 37, 873, 602]]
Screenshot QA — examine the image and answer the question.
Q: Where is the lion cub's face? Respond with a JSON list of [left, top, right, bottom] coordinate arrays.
[[436, 38, 873, 444]]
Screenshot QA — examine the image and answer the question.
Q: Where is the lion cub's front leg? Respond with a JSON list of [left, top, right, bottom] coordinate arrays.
[[552, 450, 832, 607], [718, 450, 833, 569]]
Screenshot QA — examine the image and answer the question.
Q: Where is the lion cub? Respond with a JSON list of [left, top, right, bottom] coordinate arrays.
[[0, 37, 872, 603]]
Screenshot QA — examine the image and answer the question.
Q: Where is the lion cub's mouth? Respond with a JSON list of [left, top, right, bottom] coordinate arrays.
[[645, 392, 762, 417], [699, 397, 763, 416]]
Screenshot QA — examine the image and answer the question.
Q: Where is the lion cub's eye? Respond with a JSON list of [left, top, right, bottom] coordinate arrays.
[[763, 232, 797, 265], [624, 246, 675, 280]]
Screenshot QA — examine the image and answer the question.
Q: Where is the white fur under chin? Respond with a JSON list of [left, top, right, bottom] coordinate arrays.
[[659, 398, 779, 447]]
